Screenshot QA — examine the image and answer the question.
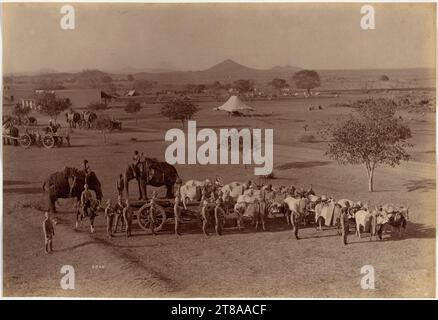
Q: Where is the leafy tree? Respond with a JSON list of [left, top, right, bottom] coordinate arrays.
[[233, 79, 254, 93], [127, 74, 135, 82], [324, 98, 412, 192], [12, 103, 32, 123], [184, 84, 206, 94], [380, 75, 390, 81], [160, 98, 199, 128], [124, 101, 142, 124], [292, 70, 321, 95], [268, 78, 289, 93], [95, 114, 113, 143], [36, 92, 71, 123], [133, 79, 155, 91]]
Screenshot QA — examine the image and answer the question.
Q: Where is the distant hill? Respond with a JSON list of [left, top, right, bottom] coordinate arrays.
[[133, 59, 302, 85]]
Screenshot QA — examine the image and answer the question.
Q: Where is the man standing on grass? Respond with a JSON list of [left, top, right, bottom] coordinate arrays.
[[43, 211, 55, 254], [340, 202, 351, 245], [105, 199, 115, 238], [123, 199, 133, 238], [114, 196, 125, 233], [116, 174, 124, 198]]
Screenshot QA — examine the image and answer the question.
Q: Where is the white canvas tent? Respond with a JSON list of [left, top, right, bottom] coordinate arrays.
[[214, 95, 254, 114]]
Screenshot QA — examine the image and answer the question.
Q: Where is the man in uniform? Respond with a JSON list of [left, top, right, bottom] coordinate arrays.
[[104, 199, 115, 238], [114, 196, 125, 233], [80, 184, 94, 218], [116, 174, 124, 198], [340, 202, 351, 245], [123, 199, 133, 238], [82, 160, 91, 185], [131, 151, 141, 178], [43, 211, 55, 254], [149, 191, 159, 235], [214, 197, 226, 236], [174, 195, 182, 236]]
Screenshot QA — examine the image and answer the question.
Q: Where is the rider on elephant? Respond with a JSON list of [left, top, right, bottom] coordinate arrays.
[[82, 160, 91, 185], [131, 151, 141, 178]]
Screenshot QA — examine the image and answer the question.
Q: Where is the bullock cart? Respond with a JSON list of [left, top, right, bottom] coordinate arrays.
[[128, 197, 240, 232]]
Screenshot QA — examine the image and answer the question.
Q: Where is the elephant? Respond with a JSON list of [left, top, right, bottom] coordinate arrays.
[[2, 123, 19, 146], [42, 167, 103, 213], [125, 157, 180, 200]]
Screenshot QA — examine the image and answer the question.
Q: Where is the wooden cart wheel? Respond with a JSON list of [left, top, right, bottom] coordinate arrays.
[[42, 134, 55, 149], [137, 203, 166, 232], [19, 134, 32, 148]]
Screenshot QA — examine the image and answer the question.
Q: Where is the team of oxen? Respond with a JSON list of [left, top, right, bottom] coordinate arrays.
[[42, 163, 409, 241], [65, 109, 98, 129], [176, 178, 409, 240]]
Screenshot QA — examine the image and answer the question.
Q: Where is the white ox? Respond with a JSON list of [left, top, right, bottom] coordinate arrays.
[[234, 189, 267, 231], [355, 210, 389, 240], [283, 196, 309, 225], [220, 182, 248, 202], [178, 179, 212, 210]]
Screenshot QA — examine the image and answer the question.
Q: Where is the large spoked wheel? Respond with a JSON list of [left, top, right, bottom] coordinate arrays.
[[19, 134, 32, 148], [137, 203, 166, 232], [42, 134, 55, 149]]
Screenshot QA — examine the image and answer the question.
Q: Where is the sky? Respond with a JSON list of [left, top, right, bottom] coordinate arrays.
[[2, 2, 436, 73]]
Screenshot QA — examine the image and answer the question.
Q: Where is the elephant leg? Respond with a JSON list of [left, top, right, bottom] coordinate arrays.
[[166, 184, 174, 198], [137, 179, 143, 200], [202, 219, 209, 237], [90, 217, 95, 233], [48, 195, 57, 213], [261, 213, 266, 231]]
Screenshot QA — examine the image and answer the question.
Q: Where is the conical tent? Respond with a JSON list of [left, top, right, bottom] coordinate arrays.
[[215, 95, 255, 113]]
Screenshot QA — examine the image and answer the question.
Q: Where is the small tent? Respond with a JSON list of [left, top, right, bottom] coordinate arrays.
[[214, 95, 254, 116]]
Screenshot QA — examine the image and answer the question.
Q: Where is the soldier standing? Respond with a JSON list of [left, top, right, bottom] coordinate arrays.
[[174, 195, 182, 236], [340, 202, 351, 245], [290, 210, 301, 240], [104, 200, 115, 238], [114, 196, 125, 233], [43, 211, 55, 254], [214, 198, 225, 236], [149, 191, 158, 235], [123, 199, 133, 238], [116, 174, 124, 198]]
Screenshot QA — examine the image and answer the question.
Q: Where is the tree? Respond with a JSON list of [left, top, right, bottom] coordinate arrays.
[[160, 98, 199, 128], [233, 79, 254, 93], [95, 114, 113, 144], [324, 98, 412, 192], [268, 78, 289, 93], [124, 101, 142, 124], [36, 92, 71, 123], [12, 103, 32, 123], [380, 75, 390, 81], [292, 70, 321, 95], [127, 74, 134, 82], [133, 79, 155, 92]]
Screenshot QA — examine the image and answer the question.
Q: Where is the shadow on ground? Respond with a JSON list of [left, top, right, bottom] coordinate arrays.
[[404, 179, 435, 192], [276, 161, 331, 170]]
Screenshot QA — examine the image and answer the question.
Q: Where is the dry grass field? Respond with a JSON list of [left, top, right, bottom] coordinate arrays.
[[2, 90, 436, 298]]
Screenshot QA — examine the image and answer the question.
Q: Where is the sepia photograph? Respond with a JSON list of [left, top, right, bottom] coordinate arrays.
[[1, 2, 436, 299]]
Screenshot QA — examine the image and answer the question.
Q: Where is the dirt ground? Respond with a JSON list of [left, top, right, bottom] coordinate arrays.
[[2, 91, 436, 298]]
